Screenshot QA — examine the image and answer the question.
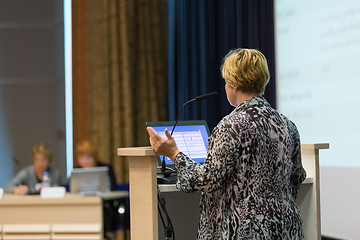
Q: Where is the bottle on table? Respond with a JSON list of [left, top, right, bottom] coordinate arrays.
[[42, 171, 51, 188]]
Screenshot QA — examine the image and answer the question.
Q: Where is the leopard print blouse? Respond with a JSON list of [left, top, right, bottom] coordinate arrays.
[[174, 96, 306, 240]]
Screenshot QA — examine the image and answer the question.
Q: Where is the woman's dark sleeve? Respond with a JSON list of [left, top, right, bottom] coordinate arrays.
[[52, 168, 63, 186], [174, 124, 236, 193], [107, 165, 117, 191]]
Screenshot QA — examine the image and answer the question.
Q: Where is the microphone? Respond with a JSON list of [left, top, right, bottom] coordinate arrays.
[[161, 92, 218, 176], [194, 92, 218, 102], [170, 92, 218, 135]]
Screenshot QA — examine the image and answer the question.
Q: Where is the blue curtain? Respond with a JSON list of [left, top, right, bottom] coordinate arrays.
[[167, 0, 275, 130]]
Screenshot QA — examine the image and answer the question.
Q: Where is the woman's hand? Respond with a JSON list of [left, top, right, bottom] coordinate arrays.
[[147, 127, 180, 162], [13, 185, 28, 195]]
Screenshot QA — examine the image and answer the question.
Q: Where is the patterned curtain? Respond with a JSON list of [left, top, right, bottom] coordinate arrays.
[[73, 0, 168, 183]]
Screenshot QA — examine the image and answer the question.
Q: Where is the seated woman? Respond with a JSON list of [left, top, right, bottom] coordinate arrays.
[[76, 140, 118, 240], [5, 143, 62, 194], [75, 140, 117, 191]]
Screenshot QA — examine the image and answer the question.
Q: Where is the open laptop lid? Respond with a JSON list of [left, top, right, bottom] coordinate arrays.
[[146, 120, 211, 166], [70, 166, 109, 194]]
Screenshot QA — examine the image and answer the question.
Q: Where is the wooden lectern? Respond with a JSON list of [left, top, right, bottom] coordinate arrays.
[[117, 147, 158, 240], [298, 143, 329, 240], [118, 143, 329, 240]]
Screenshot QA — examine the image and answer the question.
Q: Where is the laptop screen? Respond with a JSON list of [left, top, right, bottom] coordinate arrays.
[[146, 120, 210, 166], [70, 166, 109, 194]]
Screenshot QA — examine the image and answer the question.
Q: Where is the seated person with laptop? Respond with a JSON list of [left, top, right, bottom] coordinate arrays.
[[5, 143, 62, 194], [74, 140, 117, 191], [73, 140, 118, 240]]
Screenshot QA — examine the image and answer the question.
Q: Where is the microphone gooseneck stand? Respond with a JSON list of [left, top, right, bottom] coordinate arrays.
[[161, 92, 218, 176]]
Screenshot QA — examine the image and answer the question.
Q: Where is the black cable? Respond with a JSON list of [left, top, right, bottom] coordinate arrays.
[[158, 203, 166, 228], [169, 215, 175, 240], [157, 188, 166, 230], [157, 186, 175, 239], [160, 200, 174, 240]]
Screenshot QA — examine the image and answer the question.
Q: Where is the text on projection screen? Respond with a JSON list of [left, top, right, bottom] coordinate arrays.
[[275, 0, 360, 167]]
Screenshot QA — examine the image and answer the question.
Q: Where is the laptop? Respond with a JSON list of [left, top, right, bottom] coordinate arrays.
[[146, 120, 211, 183], [70, 166, 109, 195]]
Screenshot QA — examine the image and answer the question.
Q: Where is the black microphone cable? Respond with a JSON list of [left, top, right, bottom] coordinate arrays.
[[157, 186, 175, 240]]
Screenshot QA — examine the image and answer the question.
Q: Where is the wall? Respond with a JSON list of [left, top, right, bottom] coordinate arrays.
[[320, 167, 360, 240], [0, 0, 66, 186]]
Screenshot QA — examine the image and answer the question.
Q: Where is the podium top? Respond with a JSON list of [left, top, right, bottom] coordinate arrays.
[[116, 144, 329, 157], [301, 143, 329, 150], [117, 147, 156, 157]]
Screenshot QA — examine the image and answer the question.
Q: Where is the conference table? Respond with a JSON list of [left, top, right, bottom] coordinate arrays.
[[0, 191, 128, 240]]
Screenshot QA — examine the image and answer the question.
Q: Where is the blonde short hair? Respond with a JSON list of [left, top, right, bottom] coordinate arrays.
[[33, 143, 52, 162], [221, 48, 270, 95]]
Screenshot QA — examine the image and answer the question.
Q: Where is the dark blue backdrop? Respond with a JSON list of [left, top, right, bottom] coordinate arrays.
[[167, 0, 275, 130]]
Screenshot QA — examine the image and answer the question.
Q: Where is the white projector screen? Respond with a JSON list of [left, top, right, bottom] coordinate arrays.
[[275, 0, 360, 239]]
